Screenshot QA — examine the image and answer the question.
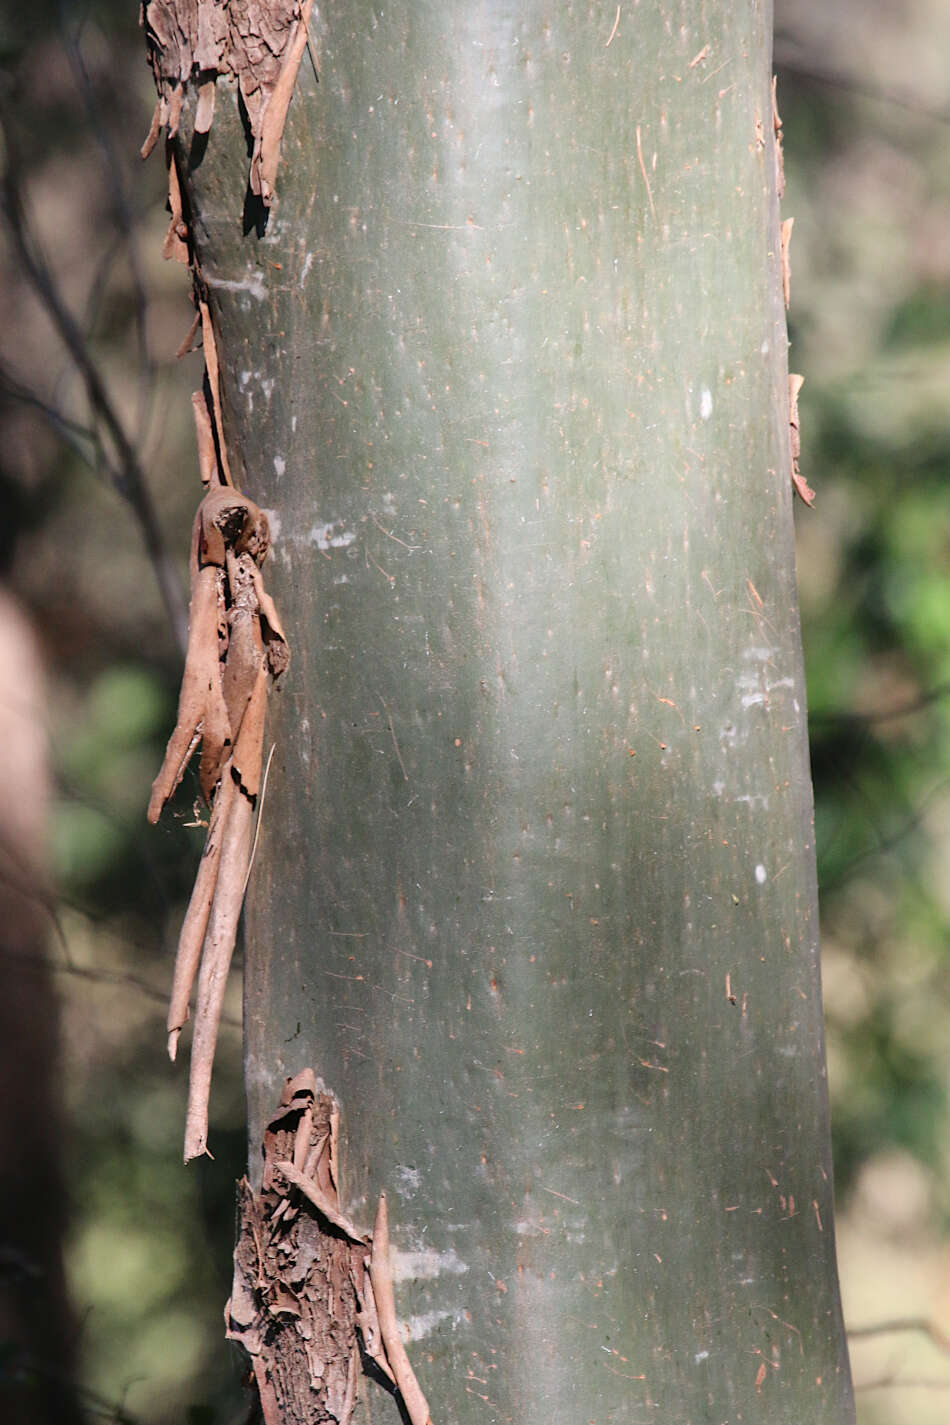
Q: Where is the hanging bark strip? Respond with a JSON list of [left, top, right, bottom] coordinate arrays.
[[772, 75, 786, 200], [227, 1072, 434, 1425], [788, 372, 816, 507], [141, 8, 434, 1414], [141, 0, 315, 207], [148, 389, 290, 1161], [772, 73, 811, 507]]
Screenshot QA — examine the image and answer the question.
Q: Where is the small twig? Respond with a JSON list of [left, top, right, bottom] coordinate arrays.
[[379, 696, 409, 782], [0, 361, 100, 465], [635, 125, 656, 221], [303, 0, 320, 89], [849, 1317, 950, 1350], [243, 742, 277, 896], [773, 39, 950, 127], [58, 11, 155, 434], [605, 6, 621, 47], [370, 512, 419, 551], [0, 136, 187, 650], [856, 1374, 950, 1392], [0, 922, 240, 1026], [820, 773, 950, 891], [811, 681, 950, 728], [369, 1193, 433, 1425]]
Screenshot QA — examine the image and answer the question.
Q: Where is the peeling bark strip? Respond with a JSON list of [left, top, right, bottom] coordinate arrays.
[[141, 0, 315, 206], [148, 386, 289, 1161], [788, 372, 816, 507], [772, 74, 810, 508], [772, 75, 785, 200], [227, 1072, 433, 1425]]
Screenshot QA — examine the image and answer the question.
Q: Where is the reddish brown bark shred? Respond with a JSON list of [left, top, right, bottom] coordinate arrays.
[[142, 13, 436, 1418], [142, 0, 314, 206], [228, 1079, 366, 1424], [227, 1074, 435, 1425], [148, 381, 290, 1160], [788, 373, 815, 507]]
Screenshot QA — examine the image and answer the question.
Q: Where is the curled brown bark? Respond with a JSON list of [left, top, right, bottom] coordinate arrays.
[[227, 1074, 434, 1425], [148, 386, 289, 1160], [141, 0, 315, 207]]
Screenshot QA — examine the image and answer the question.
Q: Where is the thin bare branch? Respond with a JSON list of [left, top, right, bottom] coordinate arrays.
[[811, 681, 950, 729], [856, 1375, 950, 1392], [849, 1317, 950, 1350], [58, 13, 155, 437], [774, 38, 950, 126], [0, 127, 187, 651], [0, 360, 101, 467]]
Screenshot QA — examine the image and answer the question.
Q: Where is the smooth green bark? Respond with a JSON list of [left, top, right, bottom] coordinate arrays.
[[180, 3, 854, 1421]]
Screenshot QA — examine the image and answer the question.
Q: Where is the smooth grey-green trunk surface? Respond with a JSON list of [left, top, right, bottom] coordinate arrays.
[[180, 2, 854, 1421]]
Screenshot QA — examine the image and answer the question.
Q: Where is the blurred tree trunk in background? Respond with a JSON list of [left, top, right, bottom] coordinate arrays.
[[171, 2, 856, 1421], [0, 590, 83, 1425]]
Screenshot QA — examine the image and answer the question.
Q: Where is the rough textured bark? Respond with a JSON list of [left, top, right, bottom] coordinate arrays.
[[226, 1072, 369, 1425], [161, 2, 855, 1421]]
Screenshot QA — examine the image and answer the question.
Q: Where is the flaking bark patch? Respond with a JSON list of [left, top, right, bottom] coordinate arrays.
[[228, 1076, 366, 1424], [142, 0, 315, 205], [228, 1071, 434, 1425]]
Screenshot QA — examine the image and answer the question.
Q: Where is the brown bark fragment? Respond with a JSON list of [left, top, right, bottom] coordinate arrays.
[[253, 0, 315, 204], [227, 1080, 370, 1424], [162, 153, 190, 263], [781, 216, 794, 311], [369, 1195, 433, 1425], [147, 552, 229, 822], [230, 655, 269, 800], [149, 471, 288, 1154], [148, 480, 273, 818], [772, 74, 785, 200], [166, 768, 237, 1058], [228, 1076, 437, 1424], [140, 99, 163, 159], [176, 309, 202, 357], [144, 7, 298, 1164], [183, 775, 254, 1161], [191, 387, 217, 485], [195, 76, 217, 133], [788, 372, 815, 506], [142, 0, 314, 208]]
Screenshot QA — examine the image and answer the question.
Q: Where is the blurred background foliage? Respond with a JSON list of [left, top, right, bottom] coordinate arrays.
[[2, 0, 950, 1421]]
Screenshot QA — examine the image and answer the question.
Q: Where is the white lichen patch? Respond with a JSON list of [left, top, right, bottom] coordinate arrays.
[[392, 1164, 422, 1198], [205, 267, 268, 302], [391, 1246, 469, 1282], [402, 1307, 468, 1342], [307, 521, 357, 551]]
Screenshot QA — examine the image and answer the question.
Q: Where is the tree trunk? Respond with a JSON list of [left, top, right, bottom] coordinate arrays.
[[0, 591, 83, 1425], [165, 2, 855, 1420]]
